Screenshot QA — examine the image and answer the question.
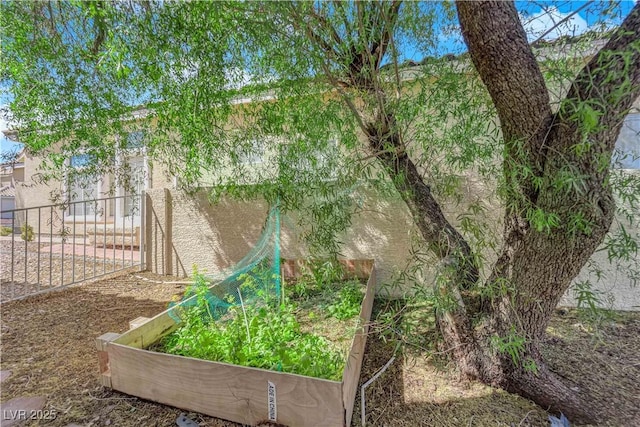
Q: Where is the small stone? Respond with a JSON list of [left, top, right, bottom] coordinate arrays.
[[0, 370, 12, 383], [0, 395, 46, 427]]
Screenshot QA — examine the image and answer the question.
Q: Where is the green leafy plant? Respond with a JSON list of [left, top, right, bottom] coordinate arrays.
[[572, 280, 618, 334], [491, 327, 527, 367], [20, 224, 34, 241], [326, 280, 364, 320], [0, 226, 11, 236], [290, 259, 345, 300], [574, 280, 601, 313], [160, 272, 350, 380], [291, 260, 344, 299]]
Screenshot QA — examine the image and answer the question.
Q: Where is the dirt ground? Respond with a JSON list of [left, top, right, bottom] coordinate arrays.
[[1, 272, 639, 426]]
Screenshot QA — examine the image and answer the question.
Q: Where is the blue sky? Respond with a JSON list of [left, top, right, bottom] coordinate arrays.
[[0, 123, 17, 159], [428, 0, 638, 57], [1, 1, 637, 156]]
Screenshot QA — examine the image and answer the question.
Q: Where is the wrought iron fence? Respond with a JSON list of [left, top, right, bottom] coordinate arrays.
[[0, 194, 144, 302]]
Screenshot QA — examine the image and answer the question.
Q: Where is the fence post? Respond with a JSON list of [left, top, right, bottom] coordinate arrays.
[[164, 188, 173, 276], [144, 192, 152, 272]]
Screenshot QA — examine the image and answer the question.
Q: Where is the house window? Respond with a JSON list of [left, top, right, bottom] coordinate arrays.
[[280, 138, 338, 180], [70, 153, 91, 168], [66, 154, 99, 217], [239, 139, 265, 164], [114, 130, 149, 221], [614, 112, 640, 169], [120, 157, 146, 218], [120, 130, 146, 159], [125, 131, 146, 150]]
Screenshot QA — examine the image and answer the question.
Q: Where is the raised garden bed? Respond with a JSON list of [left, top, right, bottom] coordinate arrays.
[[95, 259, 375, 427]]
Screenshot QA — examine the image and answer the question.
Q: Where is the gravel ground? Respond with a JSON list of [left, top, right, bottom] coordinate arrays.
[[1, 241, 138, 302]]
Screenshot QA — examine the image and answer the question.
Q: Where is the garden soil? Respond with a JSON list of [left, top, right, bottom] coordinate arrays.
[[1, 272, 638, 426]]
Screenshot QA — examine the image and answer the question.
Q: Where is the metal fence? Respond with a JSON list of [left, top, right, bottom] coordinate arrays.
[[0, 195, 144, 302]]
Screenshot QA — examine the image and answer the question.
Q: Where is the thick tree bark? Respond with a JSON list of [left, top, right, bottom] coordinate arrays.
[[455, 1, 640, 422], [303, 0, 640, 423]]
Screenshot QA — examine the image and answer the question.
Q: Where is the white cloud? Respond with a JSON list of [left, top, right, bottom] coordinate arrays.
[[522, 7, 589, 42], [0, 114, 9, 133]]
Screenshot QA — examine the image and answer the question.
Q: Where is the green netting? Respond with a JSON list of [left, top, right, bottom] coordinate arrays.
[[168, 205, 281, 322]]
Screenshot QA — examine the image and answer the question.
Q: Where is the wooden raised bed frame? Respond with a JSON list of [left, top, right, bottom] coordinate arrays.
[[96, 259, 376, 427]]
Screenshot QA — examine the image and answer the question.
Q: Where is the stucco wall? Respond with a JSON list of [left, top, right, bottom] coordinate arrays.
[[14, 153, 61, 234], [144, 187, 417, 288], [142, 180, 491, 293], [145, 169, 638, 310]]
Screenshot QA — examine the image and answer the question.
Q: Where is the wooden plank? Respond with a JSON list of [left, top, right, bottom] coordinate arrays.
[[108, 344, 345, 427], [129, 316, 150, 330], [95, 332, 121, 351], [342, 265, 376, 426], [114, 308, 179, 349], [282, 259, 373, 280], [95, 332, 120, 388], [342, 259, 374, 279]]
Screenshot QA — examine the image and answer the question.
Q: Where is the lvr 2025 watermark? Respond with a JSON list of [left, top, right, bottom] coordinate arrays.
[[2, 409, 57, 422]]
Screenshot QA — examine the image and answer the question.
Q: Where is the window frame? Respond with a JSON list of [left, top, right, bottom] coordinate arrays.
[[63, 153, 102, 221], [613, 111, 640, 170], [114, 131, 150, 224]]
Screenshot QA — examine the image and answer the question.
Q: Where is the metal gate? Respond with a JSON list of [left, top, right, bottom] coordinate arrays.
[[0, 194, 144, 302]]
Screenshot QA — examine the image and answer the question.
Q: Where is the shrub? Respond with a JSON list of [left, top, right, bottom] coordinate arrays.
[[0, 226, 11, 236], [20, 224, 34, 241]]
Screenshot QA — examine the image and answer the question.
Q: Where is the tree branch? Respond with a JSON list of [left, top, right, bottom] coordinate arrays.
[[308, 6, 344, 53], [531, 1, 594, 46], [368, 114, 480, 290], [559, 2, 640, 152], [457, 1, 553, 206], [294, 1, 480, 294]]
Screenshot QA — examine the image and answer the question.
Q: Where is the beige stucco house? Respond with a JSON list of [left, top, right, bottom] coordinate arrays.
[[2, 55, 639, 308], [0, 149, 25, 223]]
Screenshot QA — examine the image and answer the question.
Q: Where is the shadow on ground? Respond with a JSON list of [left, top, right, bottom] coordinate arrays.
[[1, 275, 638, 426], [352, 300, 640, 427]]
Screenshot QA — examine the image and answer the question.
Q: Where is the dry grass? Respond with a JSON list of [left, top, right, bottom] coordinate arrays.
[[294, 280, 365, 358], [1, 272, 639, 426], [353, 302, 640, 427]]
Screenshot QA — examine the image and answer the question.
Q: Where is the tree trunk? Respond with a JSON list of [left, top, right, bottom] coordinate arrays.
[[451, 1, 640, 422], [302, 0, 640, 422], [363, 110, 606, 423], [367, 2, 640, 423]]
